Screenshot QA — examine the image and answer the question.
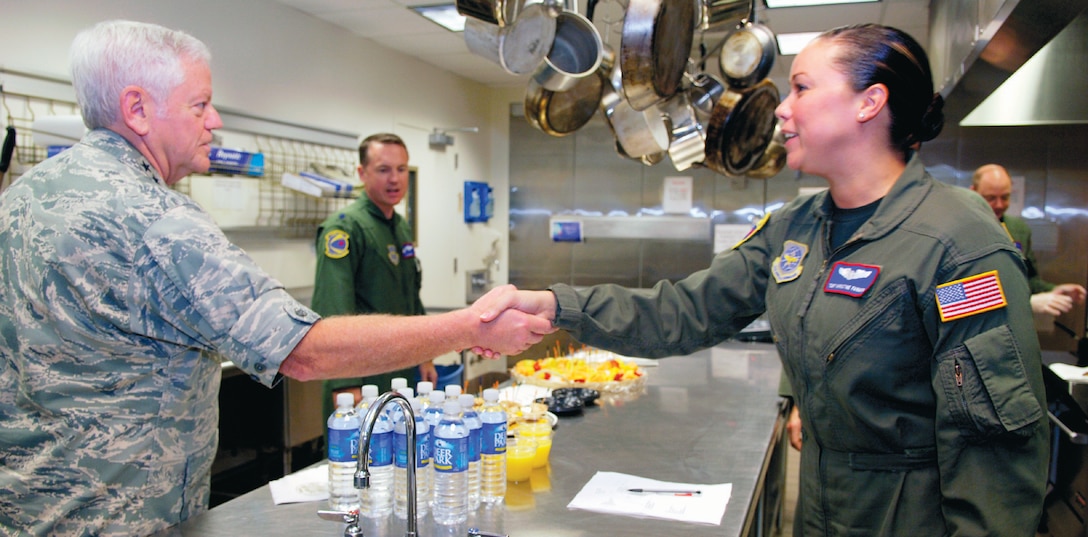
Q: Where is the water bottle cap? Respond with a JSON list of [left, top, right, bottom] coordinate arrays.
[[444, 384, 462, 398], [410, 397, 422, 412], [458, 393, 475, 409], [417, 381, 434, 394], [391, 377, 408, 390], [483, 388, 499, 402], [361, 384, 379, 398], [397, 387, 415, 399], [430, 391, 446, 404], [335, 393, 354, 408]]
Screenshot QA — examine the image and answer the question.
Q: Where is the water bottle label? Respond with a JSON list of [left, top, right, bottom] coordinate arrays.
[[433, 436, 468, 473], [468, 427, 481, 462], [368, 430, 393, 466], [328, 427, 359, 463], [481, 422, 507, 455], [416, 431, 431, 468], [394, 431, 409, 468]]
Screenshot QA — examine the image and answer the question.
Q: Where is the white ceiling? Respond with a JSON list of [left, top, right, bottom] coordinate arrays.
[[272, 0, 930, 89]]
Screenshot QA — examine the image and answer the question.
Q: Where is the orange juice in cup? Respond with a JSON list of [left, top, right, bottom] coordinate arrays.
[[506, 436, 535, 483], [521, 421, 553, 468]]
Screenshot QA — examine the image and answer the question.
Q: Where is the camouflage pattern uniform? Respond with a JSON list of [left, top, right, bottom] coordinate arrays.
[[0, 129, 319, 536]]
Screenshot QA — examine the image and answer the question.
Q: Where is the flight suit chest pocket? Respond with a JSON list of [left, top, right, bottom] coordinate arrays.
[[936, 325, 1042, 440]]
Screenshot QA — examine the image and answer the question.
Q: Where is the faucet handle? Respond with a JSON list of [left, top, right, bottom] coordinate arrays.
[[468, 528, 509, 537], [317, 509, 364, 537]]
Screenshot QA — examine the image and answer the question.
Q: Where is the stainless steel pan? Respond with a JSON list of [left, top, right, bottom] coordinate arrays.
[[703, 78, 779, 176], [464, 2, 557, 75], [525, 46, 613, 136], [620, 0, 696, 111], [532, 11, 604, 92]]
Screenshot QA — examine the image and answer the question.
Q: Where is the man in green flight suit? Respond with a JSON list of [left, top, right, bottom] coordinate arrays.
[[971, 163, 1085, 315], [313, 133, 437, 420]]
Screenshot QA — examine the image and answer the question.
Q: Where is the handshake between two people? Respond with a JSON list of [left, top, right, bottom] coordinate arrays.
[[469, 285, 559, 358]]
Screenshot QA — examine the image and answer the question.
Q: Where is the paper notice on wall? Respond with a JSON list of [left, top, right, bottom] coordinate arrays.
[[714, 224, 755, 254], [663, 176, 693, 214]]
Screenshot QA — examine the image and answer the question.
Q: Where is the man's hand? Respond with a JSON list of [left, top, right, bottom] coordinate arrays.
[[418, 361, 438, 384], [787, 405, 802, 451], [1031, 292, 1075, 316], [467, 286, 557, 358], [1053, 283, 1087, 305]]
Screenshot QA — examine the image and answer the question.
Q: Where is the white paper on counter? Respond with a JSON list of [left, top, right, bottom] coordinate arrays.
[[268, 463, 329, 505], [567, 471, 732, 525], [1049, 363, 1088, 383]]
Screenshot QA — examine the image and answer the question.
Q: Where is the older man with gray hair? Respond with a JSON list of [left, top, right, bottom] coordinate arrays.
[[0, 20, 551, 536]]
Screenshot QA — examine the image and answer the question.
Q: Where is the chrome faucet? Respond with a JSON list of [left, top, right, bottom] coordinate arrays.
[[357, 391, 417, 537]]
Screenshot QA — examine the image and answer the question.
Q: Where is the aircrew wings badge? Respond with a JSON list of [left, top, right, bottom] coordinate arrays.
[[935, 270, 1007, 322], [772, 240, 808, 283], [323, 230, 349, 259]]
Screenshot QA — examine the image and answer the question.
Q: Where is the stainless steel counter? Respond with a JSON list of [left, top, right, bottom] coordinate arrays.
[[163, 341, 786, 537]]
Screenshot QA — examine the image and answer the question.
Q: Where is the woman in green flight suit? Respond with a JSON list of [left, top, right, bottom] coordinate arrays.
[[479, 25, 1048, 536]]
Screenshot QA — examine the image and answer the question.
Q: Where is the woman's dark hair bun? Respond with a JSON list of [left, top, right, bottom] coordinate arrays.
[[916, 92, 945, 143]]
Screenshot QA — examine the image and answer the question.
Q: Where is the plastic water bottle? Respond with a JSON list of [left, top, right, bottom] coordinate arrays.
[[422, 390, 446, 506], [391, 377, 409, 393], [416, 381, 434, 408], [355, 384, 379, 413], [327, 393, 361, 511], [458, 393, 482, 511], [394, 398, 431, 518], [478, 388, 507, 504], [359, 393, 394, 518], [432, 400, 469, 525]]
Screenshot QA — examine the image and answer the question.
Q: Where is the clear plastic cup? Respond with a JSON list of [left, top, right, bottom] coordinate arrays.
[[520, 421, 553, 468], [506, 436, 536, 483]]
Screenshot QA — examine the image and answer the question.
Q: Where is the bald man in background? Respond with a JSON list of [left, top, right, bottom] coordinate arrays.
[[971, 164, 1086, 315]]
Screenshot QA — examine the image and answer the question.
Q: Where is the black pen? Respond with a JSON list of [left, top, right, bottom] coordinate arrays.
[[627, 488, 702, 496]]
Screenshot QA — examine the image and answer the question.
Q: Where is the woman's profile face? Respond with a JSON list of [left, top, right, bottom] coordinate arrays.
[[775, 39, 865, 179]]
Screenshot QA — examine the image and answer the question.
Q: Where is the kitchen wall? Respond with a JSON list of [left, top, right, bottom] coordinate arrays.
[[0, 0, 516, 310], [504, 104, 1088, 354]]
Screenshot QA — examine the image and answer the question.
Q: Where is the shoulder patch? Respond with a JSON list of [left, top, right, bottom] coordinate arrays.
[[935, 270, 1007, 322], [771, 240, 808, 283], [732, 212, 771, 250], [323, 229, 349, 259]]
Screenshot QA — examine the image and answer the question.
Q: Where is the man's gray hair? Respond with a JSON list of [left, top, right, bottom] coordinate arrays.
[[70, 20, 211, 130]]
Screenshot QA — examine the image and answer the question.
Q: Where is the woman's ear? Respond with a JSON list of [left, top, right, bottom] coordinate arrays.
[[857, 83, 889, 123]]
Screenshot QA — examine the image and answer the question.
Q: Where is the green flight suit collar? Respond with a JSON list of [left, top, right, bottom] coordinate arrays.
[[809, 154, 931, 245]]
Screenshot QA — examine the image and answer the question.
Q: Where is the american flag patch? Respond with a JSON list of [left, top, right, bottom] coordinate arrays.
[[935, 270, 1007, 322]]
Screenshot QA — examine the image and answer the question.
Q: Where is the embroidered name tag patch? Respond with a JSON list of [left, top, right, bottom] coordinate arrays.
[[935, 270, 1007, 322], [323, 230, 349, 259], [824, 262, 881, 297], [402, 243, 416, 259], [772, 240, 808, 283]]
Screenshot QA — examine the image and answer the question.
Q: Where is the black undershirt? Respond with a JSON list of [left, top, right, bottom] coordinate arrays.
[[829, 198, 881, 250]]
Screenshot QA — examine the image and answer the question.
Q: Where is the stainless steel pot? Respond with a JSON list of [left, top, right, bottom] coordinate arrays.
[[532, 11, 604, 92], [703, 78, 779, 176], [600, 59, 670, 165], [699, 0, 751, 32], [659, 91, 705, 171], [524, 47, 612, 136], [464, 2, 557, 75], [620, 0, 696, 111]]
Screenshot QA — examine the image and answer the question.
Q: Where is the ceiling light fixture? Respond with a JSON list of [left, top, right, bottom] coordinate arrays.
[[775, 31, 822, 55], [412, 4, 466, 32], [764, 0, 878, 7]]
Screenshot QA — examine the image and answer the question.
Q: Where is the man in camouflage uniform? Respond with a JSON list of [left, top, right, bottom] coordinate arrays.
[[0, 20, 552, 536]]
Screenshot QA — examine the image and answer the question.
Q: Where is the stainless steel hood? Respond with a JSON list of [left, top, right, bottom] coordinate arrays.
[[936, 0, 1088, 127]]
